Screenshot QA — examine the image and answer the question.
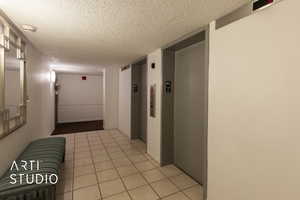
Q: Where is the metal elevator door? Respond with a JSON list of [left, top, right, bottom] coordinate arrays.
[[132, 62, 147, 143], [174, 42, 205, 184]]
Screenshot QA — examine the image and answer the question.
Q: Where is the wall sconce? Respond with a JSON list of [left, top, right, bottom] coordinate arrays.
[[50, 71, 56, 83]]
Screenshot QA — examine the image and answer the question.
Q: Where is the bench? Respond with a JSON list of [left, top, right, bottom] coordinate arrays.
[[0, 137, 66, 200]]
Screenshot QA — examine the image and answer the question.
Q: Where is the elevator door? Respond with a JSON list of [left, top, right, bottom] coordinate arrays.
[[174, 42, 205, 184], [131, 62, 147, 142]]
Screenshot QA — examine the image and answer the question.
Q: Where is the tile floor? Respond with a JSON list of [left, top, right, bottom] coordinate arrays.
[[56, 129, 203, 200]]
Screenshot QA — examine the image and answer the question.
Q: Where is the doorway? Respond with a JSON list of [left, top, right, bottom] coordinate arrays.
[[161, 28, 209, 198], [131, 58, 148, 143], [53, 73, 104, 135]]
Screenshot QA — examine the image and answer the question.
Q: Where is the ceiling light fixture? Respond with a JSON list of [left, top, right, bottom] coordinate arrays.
[[22, 24, 37, 32]]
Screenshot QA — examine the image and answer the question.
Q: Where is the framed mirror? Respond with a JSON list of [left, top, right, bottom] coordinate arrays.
[[0, 17, 27, 139]]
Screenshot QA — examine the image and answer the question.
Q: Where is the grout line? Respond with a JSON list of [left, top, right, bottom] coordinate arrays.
[[85, 133, 103, 200], [104, 130, 134, 200], [71, 135, 75, 200], [110, 130, 163, 200], [62, 130, 202, 200]]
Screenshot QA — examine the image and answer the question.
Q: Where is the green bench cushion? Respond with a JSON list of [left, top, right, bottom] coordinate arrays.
[[0, 137, 65, 198]]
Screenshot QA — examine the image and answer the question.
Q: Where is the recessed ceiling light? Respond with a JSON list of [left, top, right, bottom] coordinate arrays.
[[22, 24, 37, 32]]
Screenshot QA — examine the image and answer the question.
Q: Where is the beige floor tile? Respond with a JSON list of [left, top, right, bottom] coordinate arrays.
[[74, 151, 91, 160], [97, 169, 120, 183], [89, 142, 102, 145], [119, 144, 132, 150], [65, 153, 74, 161], [65, 149, 75, 155], [129, 155, 148, 163], [66, 145, 75, 149], [150, 160, 161, 167], [135, 161, 156, 172], [56, 192, 72, 200], [75, 146, 90, 152], [151, 179, 179, 198], [103, 192, 131, 200], [75, 143, 89, 148], [56, 179, 73, 194], [169, 174, 198, 190], [138, 147, 147, 153], [112, 158, 132, 167], [106, 147, 122, 154], [160, 165, 182, 177], [102, 139, 115, 144], [61, 168, 74, 181], [73, 185, 101, 200], [123, 148, 140, 155], [74, 149, 90, 155], [75, 149, 91, 155], [89, 140, 102, 144], [142, 169, 165, 183], [90, 145, 105, 151], [93, 153, 109, 160], [102, 140, 114, 143], [74, 165, 95, 177], [92, 149, 107, 156], [94, 161, 115, 172], [93, 155, 111, 163], [128, 185, 159, 200], [62, 161, 74, 169], [105, 144, 119, 149], [116, 165, 138, 177], [73, 174, 98, 189], [109, 151, 126, 159], [162, 192, 190, 200], [74, 158, 93, 167], [122, 173, 147, 190], [99, 179, 126, 198], [182, 185, 203, 200]]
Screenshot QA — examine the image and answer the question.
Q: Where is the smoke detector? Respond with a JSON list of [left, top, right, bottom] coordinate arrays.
[[22, 24, 37, 32]]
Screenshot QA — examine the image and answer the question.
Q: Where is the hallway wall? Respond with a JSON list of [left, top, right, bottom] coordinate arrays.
[[57, 73, 103, 123], [208, 0, 300, 199], [118, 67, 131, 137], [147, 49, 162, 163], [103, 67, 119, 129], [0, 44, 54, 175]]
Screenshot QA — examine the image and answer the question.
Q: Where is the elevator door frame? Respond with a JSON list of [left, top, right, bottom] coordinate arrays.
[[131, 58, 148, 142], [161, 26, 209, 199]]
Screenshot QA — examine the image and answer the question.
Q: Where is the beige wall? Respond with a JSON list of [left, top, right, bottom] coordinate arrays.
[[147, 49, 162, 163], [0, 44, 54, 175], [118, 67, 131, 137], [208, 0, 300, 199]]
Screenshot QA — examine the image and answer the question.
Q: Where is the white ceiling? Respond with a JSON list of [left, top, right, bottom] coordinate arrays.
[[0, 0, 248, 71]]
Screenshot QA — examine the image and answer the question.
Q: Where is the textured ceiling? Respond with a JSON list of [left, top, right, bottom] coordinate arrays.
[[0, 0, 249, 71]]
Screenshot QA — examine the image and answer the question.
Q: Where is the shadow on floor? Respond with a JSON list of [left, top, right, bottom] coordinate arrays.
[[52, 120, 104, 135]]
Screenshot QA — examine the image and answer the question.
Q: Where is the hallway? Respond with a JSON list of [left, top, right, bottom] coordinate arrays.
[[58, 130, 202, 200], [1, 1, 300, 200]]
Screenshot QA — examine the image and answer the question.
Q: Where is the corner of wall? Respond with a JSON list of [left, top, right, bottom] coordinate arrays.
[[118, 66, 132, 138], [147, 49, 163, 163], [104, 67, 119, 130]]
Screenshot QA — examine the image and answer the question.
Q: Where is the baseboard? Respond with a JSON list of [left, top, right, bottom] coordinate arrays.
[[58, 119, 103, 123]]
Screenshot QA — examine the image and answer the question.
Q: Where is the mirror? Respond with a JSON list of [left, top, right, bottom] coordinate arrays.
[[0, 18, 27, 139], [5, 43, 21, 119]]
